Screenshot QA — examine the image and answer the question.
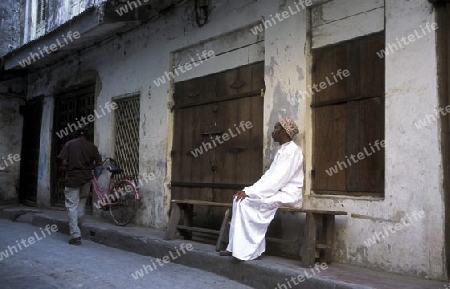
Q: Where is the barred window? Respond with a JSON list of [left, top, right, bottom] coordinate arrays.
[[36, 0, 46, 37], [113, 96, 140, 182]]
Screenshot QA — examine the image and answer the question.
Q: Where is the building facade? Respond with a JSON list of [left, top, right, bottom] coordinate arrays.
[[1, 0, 449, 281]]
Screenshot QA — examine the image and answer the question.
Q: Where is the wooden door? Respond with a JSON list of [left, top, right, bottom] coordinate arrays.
[[51, 84, 95, 206], [171, 62, 264, 229]]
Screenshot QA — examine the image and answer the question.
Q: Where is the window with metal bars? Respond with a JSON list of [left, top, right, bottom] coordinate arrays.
[[36, 0, 46, 38], [69, 0, 84, 17], [113, 96, 140, 182]]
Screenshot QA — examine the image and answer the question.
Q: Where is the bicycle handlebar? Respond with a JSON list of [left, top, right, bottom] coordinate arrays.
[[102, 157, 117, 165]]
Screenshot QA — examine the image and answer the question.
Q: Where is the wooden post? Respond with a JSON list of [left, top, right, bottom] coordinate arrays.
[[301, 212, 318, 267], [180, 204, 194, 240], [216, 208, 231, 251], [323, 214, 335, 264], [164, 203, 181, 240]]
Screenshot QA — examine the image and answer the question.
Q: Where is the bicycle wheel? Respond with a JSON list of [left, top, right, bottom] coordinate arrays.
[[109, 179, 140, 226]]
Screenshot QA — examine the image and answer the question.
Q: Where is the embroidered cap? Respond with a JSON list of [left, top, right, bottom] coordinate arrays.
[[279, 117, 299, 139]]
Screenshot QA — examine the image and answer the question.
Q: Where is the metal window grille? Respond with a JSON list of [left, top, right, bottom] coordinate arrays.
[[69, 0, 84, 17], [36, 0, 46, 37], [114, 97, 140, 182]]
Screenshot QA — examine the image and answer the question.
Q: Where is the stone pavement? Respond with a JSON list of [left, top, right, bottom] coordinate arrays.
[[0, 205, 447, 289]]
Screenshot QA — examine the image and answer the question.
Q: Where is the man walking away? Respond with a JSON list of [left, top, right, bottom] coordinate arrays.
[[58, 125, 102, 245]]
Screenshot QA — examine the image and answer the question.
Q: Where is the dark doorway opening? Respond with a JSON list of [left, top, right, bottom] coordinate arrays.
[[19, 97, 43, 205]]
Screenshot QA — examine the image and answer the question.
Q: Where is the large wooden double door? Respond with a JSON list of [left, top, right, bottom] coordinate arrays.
[[171, 62, 264, 229], [51, 84, 95, 206]]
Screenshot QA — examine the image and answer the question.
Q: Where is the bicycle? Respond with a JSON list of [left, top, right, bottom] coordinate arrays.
[[91, 158, 140, 226]]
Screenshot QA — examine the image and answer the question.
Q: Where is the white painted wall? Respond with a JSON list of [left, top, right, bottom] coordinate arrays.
[[311, 0, 384, 48], [26, 0, 445, 280]]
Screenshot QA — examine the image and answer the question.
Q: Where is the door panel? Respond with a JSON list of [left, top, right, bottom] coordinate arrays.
[[171, 62, 264, 229]]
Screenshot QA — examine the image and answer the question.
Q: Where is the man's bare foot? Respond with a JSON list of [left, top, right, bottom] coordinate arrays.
[[219, 250, 232, 256]]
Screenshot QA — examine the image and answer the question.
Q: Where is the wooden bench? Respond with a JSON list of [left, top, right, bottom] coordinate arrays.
[[164, 199, 347, 267]]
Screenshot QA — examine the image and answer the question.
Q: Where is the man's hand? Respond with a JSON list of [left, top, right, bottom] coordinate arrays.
[[61, 160, 68, 170], [233, 190, 248, 202]]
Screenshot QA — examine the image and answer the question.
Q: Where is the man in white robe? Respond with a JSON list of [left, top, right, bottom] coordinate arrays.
[[220, 118, 304, 260]]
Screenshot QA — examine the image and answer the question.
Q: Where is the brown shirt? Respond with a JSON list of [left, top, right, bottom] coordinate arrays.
[[58, 137, 102, 188]]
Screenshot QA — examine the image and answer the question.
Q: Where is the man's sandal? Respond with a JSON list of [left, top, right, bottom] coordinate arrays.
[[219, 250, 232, 256]]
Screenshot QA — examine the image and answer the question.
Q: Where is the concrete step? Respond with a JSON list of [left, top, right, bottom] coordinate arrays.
[[0, 205, 447, 289]]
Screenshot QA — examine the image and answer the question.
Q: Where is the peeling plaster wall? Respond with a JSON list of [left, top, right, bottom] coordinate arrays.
[[29, 0, 307, 229], [22, 0, 105, 43], [0, 0, 21, 55], [45, 0, 104, 32], [0, 77, 25, 203], [25, 0, 445, 279]]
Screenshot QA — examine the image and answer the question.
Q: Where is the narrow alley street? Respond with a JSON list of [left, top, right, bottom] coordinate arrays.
[[0, 219, 252, 289]]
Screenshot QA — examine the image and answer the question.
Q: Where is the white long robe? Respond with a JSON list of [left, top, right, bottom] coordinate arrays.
[[226, 141, 304, 260]]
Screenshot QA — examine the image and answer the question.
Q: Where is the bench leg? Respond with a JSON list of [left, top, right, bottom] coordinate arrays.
[[322, 215, 335, 264], [179, 204, 193, 240], [302, 212, 319, 267], [216, 208, 231, 252], [164, 203, 181, 240]]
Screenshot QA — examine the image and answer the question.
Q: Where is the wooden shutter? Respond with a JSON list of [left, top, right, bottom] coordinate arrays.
[[312, 32, 385, 196]]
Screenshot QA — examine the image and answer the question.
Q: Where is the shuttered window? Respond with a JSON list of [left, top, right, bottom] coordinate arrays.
[[312, 32, 385, 196]]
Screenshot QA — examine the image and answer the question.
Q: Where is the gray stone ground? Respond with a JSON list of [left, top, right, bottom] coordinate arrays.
[[0, 219, 253, 289]]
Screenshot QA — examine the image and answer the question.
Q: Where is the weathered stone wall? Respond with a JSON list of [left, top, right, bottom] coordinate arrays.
[[0, 75, 25, 203], [0, 0, 21, 56]]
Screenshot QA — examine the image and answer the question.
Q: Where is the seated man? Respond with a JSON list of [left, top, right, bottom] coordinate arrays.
[[220, 117, 304, 260]]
